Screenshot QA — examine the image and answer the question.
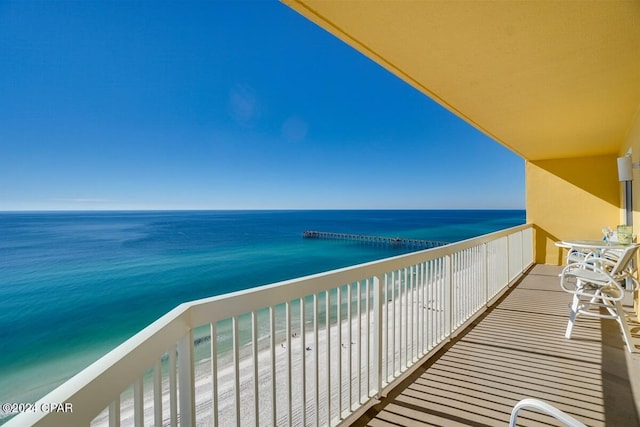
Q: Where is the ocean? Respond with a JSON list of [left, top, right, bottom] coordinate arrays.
[[0, 210, 524, 415]]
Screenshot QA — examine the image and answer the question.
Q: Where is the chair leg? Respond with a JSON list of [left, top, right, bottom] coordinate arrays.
[[614, 300, 634, 352], [602, 297, 618, 317], [565, 294, 580, 339]]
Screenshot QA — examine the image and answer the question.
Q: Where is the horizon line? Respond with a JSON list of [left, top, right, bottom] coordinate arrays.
[[0, 207, 527, 213]]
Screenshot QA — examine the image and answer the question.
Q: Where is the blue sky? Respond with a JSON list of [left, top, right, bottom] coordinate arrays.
[[0, 1, 524, 211]]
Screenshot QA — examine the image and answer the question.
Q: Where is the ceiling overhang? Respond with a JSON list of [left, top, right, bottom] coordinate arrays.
[[282, 0, 640, 161]]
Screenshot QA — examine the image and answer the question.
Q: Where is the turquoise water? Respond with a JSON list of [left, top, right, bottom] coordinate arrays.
[[0, 210, 524, 411]]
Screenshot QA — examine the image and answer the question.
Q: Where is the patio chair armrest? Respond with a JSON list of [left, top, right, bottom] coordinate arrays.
[[509, 398, 586, 427], [561, 262, 625, 296]]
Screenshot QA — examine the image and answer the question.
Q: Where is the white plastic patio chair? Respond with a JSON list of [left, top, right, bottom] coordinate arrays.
[[600, 235, 638, 288], [566, 246, 599, 265], [560, 243, 639, 352], [509, 398, 586, 427], [554, 241, 599, 266]]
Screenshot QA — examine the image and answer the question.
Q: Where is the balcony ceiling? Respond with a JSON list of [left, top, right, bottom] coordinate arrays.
[[282, 0, 640, 161]]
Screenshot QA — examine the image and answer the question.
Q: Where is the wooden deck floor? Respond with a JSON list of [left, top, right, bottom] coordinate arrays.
[[351, 264, 640, 427]]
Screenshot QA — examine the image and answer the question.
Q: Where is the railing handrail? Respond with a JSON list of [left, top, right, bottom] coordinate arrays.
[[8, 223, 533, 426]]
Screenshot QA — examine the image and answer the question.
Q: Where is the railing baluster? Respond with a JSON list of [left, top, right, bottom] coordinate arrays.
[[178, 330, 195, 427], [286, 302, 292, 427], [468, 249, 472, 319], [133, 377, 143, 427], [398, 270, 402, 376], [437, 259, 442, 342], [337, 285, 342, 419], [409, 266, 414, 364], [169, 345, 177, 427], [404, 267, 408, 369], [382, 275, 388, 385], [473, 248, 478, 311], [365, 278, 371, 398], [313, 293, 319, 427], [438, 259, 443, 342], [414, 265, 417, 357], [426, 261, 432, 351], [456, 253, 461, 327], [210, 322, 218, 427], [347, 283, 352, 411], [325, 290, 331, 425], [373, 275, 383, 398], [417, 264, 422, 357], [391, 271, 396, 378], [463, 251, 466, 323], [431, 260, 437, 347], [422, 261, 427, 353], [422, 261, 427, 354], [252, 311, 259, 427], [232, 316, 240, 425], [437, 258, 443, 340], [301, 297, 307, 427], [154, 359, 162, 427], [468, 247, 473, 305], [483, 243, 488, 306], [409, 265, 414, 363], [505, 236, 510, 282], [108, 396, 120, 427], [460, 251, 465, 324], [356, 280, 361, 405], [470, 248, 475, 314], [468, 249, 473, 314], [447, 254, 453, 337], [269, 307, 276, 426]]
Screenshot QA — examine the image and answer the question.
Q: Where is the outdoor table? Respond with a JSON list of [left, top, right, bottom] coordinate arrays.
[[555, 239, 631, 267], [558, 239, 628, 250]]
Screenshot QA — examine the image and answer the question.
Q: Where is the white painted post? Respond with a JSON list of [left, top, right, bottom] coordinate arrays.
[[337, 286, 342, 418], [373, 275, 383, 398], [446, 255, 453, 337], [169, 346, 178, 427], [300, 298, 307, 427], [232, 316, 240, 424], [154, 359, 162, 426], [108, 397, 120, 427], [286, 302, 292, 427], [483, 243, 489, 306], [177, 331, 195, 426], [313, 294, 319, 427], [133, 377, 143, 427], [252, 312, 259, 427], [210, 323, 218, 427], [269, 307, 276, 427]]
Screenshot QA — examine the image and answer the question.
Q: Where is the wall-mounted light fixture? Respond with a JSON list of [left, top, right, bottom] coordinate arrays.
[[617, 152, 637, 226], [618, 155, 633, 181]]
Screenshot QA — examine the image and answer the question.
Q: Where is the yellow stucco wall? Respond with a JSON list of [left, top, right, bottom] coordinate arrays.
[[526, 155, 621, 265]]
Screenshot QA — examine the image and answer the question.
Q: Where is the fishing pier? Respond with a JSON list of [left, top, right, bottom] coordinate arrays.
[[302, 230, 449, 250]]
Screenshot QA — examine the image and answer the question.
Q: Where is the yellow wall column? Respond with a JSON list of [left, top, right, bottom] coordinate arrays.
[[526, 155, 620, 265]]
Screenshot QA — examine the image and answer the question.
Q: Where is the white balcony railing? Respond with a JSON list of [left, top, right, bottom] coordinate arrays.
[[7, 224, 533, 427]]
